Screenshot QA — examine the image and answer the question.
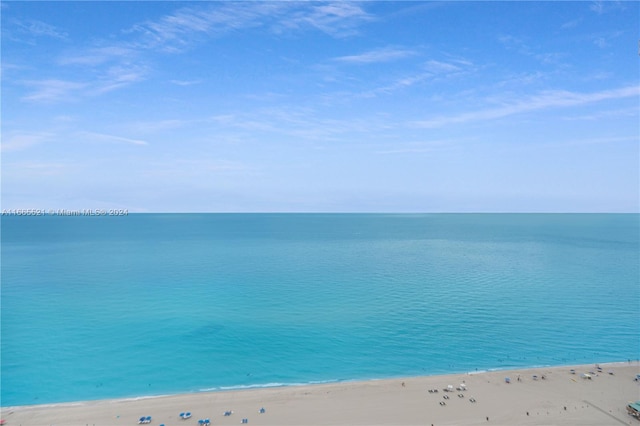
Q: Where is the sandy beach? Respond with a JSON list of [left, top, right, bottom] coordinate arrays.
[[3, 362, 639, 426]]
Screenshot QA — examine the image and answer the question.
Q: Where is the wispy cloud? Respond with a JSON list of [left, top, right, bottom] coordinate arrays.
[[591, 30, 623, 49], [58, 46, 136, 66], [128, 2, 372, 53], [413, 85, 640, 128], [279, 2, 373, 37], [361, 57, 474, 97], [560, 18, 582, 29], [128, 2, 285, 52], [91, 64, 148, 95], [587, 1, 628, 15], [334, 47, 416, 64], [21, 64, 147, 102], [590, 1, 605, 14], [1, 132, 52, 152], [25, 2, 372, 105], [562, 106, 639, 121], [77, 131, 149, 146], [170, 79, 202, 86], [560, 135, 638, 147], [194, 106, 394, 144], [10, 18, 68, 41], [498, 34, 567, 66], [21, 79, 88, 103]]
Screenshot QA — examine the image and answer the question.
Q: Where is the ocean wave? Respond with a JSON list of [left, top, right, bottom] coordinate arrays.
[[199, 379, 341, 392]]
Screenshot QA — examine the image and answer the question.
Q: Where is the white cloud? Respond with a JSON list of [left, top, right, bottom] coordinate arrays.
[[272, 2, 373, 37], [560, 18, 581, 29], [128, 2, 286, 52], [91, 64, 147, 94], [414, 85, 640, 128], [359, 58, 474, 97], [127, 2, 372, 53], [12, 18, 68, 40], [21, 79, 88, 103], [589, 1, 605, 14], [21, 64, 147, 102], [334, 47, 416, 64], [423, 60, 461, 73], [170, 79, 202, 86], [58, 46, 136, 66], [77, 131, 149, 146]]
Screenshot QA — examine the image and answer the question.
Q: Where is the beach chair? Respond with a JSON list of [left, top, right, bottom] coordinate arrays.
[[139, 417, 146, 424]]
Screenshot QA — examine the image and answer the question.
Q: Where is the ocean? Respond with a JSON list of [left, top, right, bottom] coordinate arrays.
[[1, 213, 638, 407]]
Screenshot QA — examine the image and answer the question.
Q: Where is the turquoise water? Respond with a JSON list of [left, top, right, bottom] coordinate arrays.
[[1, 214, 639, 406]]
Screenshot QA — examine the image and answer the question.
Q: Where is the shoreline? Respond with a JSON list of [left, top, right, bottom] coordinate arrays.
[[4, 361, 636, 410], [3, 361, 639, 425], [5, 360, 636, 410]]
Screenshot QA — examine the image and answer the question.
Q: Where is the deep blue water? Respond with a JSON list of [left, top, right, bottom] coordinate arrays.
[[1, 214, 639, 406]]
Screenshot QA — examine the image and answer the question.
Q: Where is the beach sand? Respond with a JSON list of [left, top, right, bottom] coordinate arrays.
[[3, 362, 639, 426]]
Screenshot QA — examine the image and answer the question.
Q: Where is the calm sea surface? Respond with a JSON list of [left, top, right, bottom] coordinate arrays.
[[1, 214, 638, 406]]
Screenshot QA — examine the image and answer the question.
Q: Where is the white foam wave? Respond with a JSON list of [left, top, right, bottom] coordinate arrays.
[[199, 379, 341, 392]]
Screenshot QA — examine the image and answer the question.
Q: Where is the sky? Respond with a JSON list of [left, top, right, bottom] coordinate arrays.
[[2, 1, 639, 212]]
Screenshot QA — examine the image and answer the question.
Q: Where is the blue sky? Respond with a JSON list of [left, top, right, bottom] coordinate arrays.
[[2, 1, 638, 212]]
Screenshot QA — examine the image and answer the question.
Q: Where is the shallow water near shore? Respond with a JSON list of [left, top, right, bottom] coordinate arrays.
[[2, 213, 638, 406]]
